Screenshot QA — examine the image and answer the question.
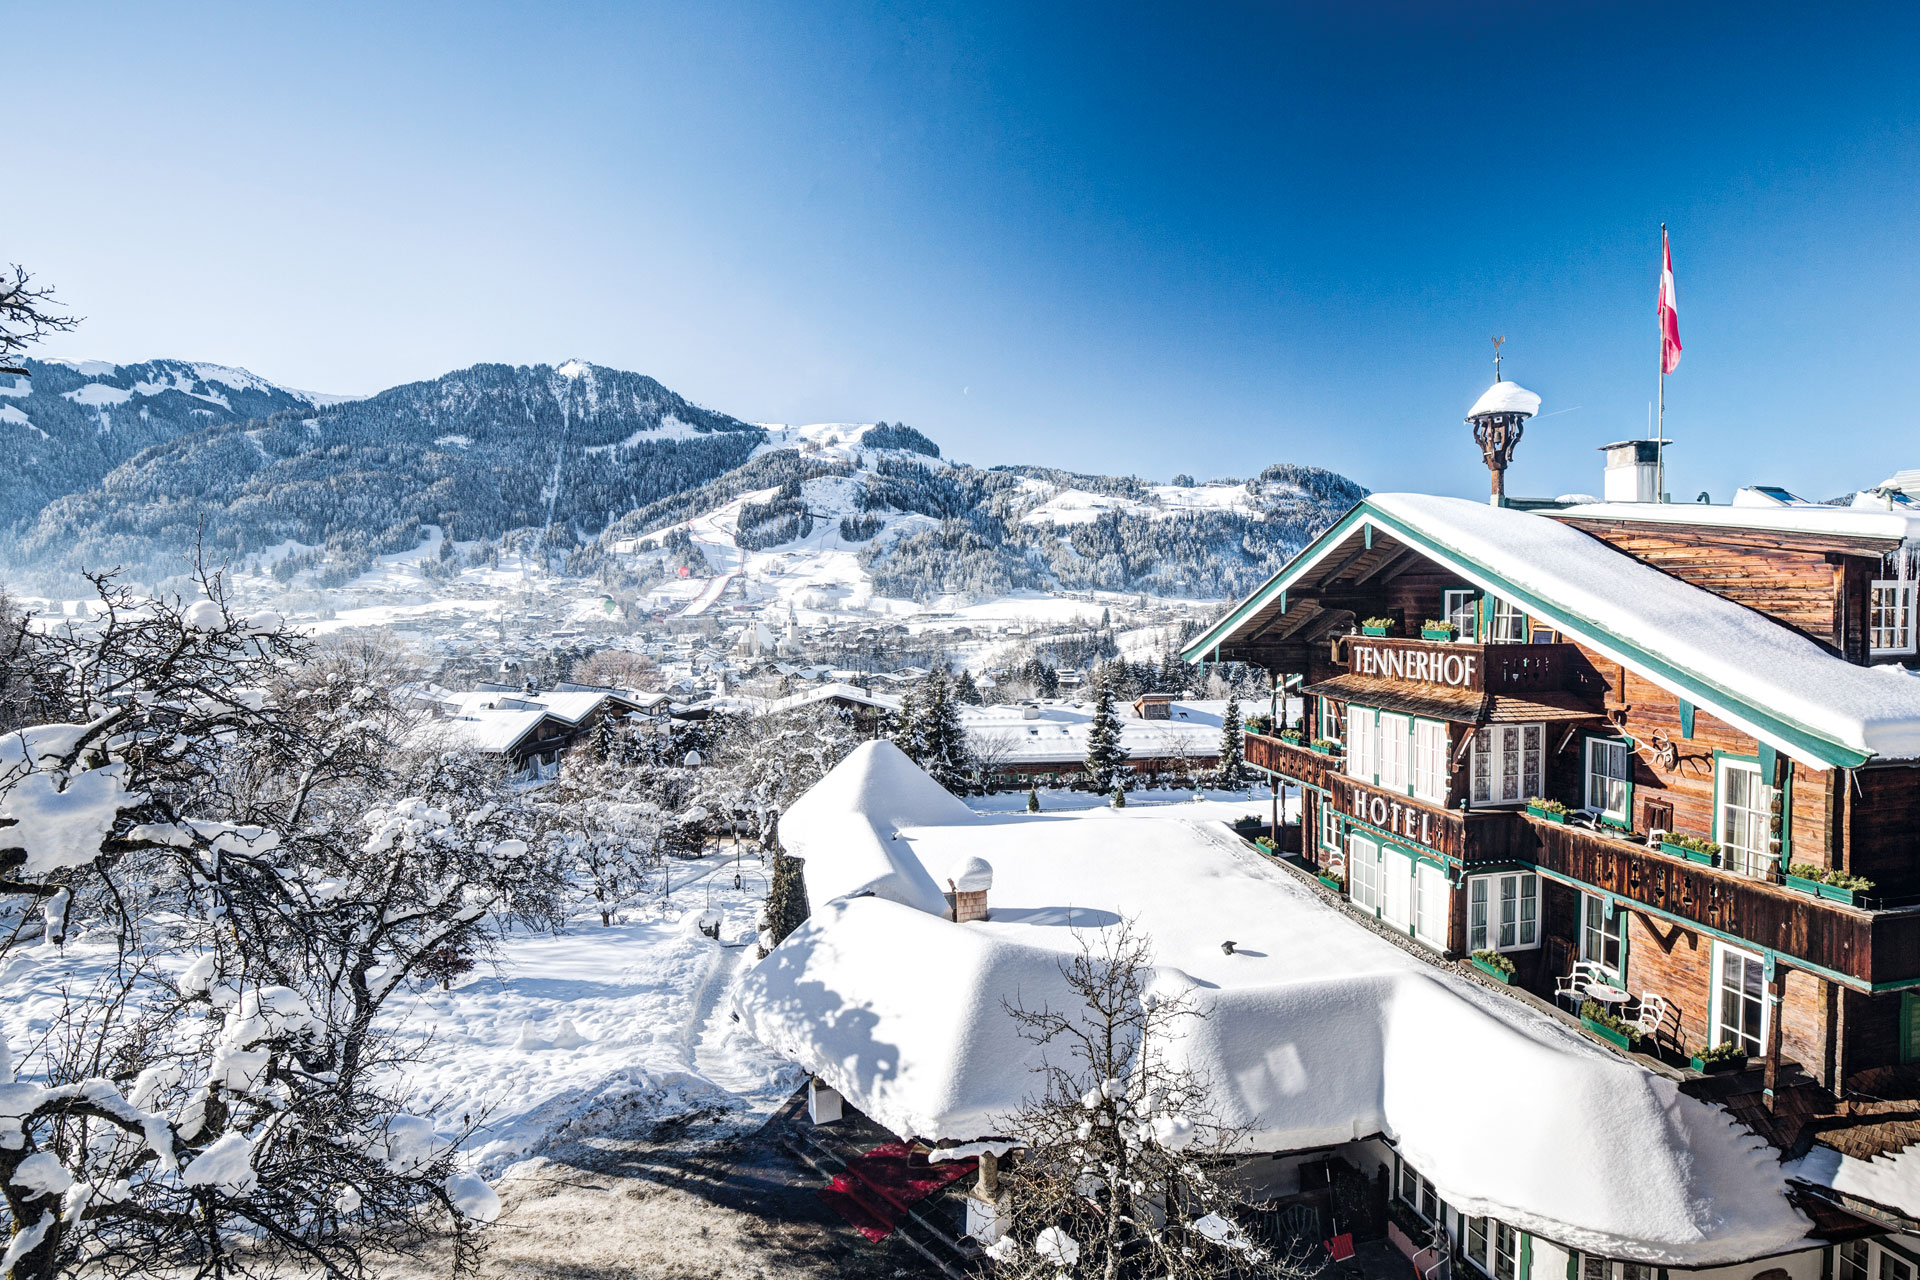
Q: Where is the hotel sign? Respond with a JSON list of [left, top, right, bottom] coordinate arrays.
[[1329, 774, 1460, 859], [1350, 640, 1480, 691]]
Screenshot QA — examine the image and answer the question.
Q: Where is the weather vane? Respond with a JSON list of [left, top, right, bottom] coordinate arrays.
[[1491, 335, 1505, 382]]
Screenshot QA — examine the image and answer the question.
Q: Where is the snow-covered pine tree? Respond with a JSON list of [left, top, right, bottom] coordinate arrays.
[[1026, 782, 1041, 813], [888, 686, 924, 762], [918, 669, 974, 794], [1213, 693, 1248, 790], [953, 669, 981, 704], [1111, 783, 1125, 808], [1082, 676, 1127, 794], [760, 819, 811, 953]]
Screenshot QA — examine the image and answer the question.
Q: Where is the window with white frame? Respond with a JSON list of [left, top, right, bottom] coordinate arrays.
[[1412, 719, 1448, 803], [1584, 737, 1631, 824], [1444, 589, 1479, 641], [1871, 580, 1916, 656], [1470, 724, 1542, 805], [1469, 872, 1539, 952], [1413, 860, 1448, 950], [1348, 834, 1382, 911], [1347, 707, 1379, 783], [1577, 1257, 1655, 1280], [1320, 698, 1342, 743], [1378, 712, 1410, 792], [1487, 597, 1528, 643], [1579, 893, 1622, 981], [1462, 1217, 1519, 1280], [1395, 1157, 1441, 1224], [1713, 942, 1767, 1058], [1839, 1239, 1914, 1280], [1716, 757, 1775, 879]]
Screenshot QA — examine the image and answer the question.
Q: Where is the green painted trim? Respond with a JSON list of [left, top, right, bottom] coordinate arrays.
[[1902, 993, 1919, 1065], [1566, 1251, 1579, 1280], [1678, 699, 1695, 739], [1293, 500, 1874, 767], [1365, 522, 1374, 550]]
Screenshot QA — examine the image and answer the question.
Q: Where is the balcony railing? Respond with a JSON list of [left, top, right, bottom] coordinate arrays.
[[1337, 635, 1607, 698]]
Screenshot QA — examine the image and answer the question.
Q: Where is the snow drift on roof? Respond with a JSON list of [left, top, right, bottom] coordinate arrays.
[[1556, 498, 1920, 545], [1466, 381, 1541, 419], [779, 740, 972, 915], [737, 749, 1811, 1265], [1372, 493, 1920, 763]]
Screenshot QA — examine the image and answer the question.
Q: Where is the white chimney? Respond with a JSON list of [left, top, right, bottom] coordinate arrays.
[[1600, 440, 1661, 504]]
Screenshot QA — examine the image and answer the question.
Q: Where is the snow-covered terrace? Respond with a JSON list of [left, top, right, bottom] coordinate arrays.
[[737, 742, 1812, 1266]]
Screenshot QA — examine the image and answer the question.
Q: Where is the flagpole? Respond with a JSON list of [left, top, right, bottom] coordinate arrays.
[[1656, 222, 1667, 504]]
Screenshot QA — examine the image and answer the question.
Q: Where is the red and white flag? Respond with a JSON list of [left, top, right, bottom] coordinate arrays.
[[1658, 226, 1682, 375]]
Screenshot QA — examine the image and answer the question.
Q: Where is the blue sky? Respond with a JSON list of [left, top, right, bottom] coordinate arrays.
[[11, 1, 1919, 499]]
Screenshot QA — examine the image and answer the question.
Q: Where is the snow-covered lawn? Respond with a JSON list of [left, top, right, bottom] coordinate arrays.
[[391, 847, 803, 1174]]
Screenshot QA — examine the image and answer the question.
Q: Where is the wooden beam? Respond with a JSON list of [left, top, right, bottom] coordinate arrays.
[[1316, 539, 1375, 586], [1351, 543, 1419, 587]]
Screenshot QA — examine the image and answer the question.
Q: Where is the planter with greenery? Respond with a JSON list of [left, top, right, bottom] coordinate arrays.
[[1420, 619, 1458, 641], [1360, 617, 1394, 637], [1688, 1041, 1751, 1074], [1579, 999, 1644, 1051], [1254, 836, 1278, 854], [1277, 728, 1304, 744], [1309, 738, 1344, 756], [1246, 713, 1275, 737], [1660, 834, 1720, 866], [1785, 862, 1874, 905], [1469, 949, 1515, 984], [1526, 797, 1568, 823], [1317, 872, 1346, 893]]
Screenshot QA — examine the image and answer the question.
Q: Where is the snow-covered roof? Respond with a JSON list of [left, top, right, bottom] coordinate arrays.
[[1187, 493, 1920, 766], [778, 741, 973, 914], [1556, 498, 1920, 546], [413, 709, 552, 755], [1466, 381, 1541, 419], [736, 750, 1811, 1265], [765, 682, 902, 717], [960, 700, 1229, 765]]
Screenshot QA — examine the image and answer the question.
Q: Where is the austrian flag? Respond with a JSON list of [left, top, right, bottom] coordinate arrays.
[[1658, 226, 1682, 374]]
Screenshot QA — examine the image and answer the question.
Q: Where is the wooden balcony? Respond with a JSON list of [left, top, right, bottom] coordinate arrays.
[[1245, 732, 1336, 790], [1520, 814, 1920, 986], [1338, 635, 1608, 699]]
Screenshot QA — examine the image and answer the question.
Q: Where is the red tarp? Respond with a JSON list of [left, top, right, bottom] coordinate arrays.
[[819, 1142, 977, 1242]]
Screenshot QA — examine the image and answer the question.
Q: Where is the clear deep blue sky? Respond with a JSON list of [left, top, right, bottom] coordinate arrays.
[[12, 2, 1919, 499]]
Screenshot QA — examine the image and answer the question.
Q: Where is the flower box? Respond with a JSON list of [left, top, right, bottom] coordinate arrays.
[[1689, 1052, 1748, 1074], [1316, 874, 1345, 892], [1815, 881, 1862, 905], [1361, 625, 1390, 637], [1420, 627, 1455, 641], [1784, 872, 1824, 898], [1661, 840, 1716, 867], [1526, 803, 1567, 823], [1470, 955, 1514, 984], [1581, 1016, 1634, 1050]]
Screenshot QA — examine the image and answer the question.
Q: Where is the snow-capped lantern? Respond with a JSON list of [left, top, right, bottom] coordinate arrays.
[[947, 856, 993, 923], [1465, 343, 1541, 506]]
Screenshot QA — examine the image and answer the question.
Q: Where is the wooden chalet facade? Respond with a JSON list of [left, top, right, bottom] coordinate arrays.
[[1187, 491, 1920, 1099]]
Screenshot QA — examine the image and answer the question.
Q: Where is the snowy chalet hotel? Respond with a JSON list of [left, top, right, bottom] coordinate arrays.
[[1185, 379, 1920, 1120]]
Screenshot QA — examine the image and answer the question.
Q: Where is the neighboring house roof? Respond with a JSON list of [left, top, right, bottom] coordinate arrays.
[[412, 709, 554, 756], [1555, 499, 1920, 547], [766, 682, 903, 717], [737, 746, 1813, 1266], [1183, 493, 1920, 768]]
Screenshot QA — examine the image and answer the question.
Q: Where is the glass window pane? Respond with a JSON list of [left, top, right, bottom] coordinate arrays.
[[1882, 1251, 1913, 1280]]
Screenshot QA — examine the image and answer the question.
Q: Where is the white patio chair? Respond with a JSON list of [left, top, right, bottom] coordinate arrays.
[[1628, 992, 1670, 1041], [1554, 961, 1608, 1011]]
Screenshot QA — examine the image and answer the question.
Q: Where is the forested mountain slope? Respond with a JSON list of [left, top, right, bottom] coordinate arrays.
[[0, 358, 337, 528], [10, 360, 763, 584]]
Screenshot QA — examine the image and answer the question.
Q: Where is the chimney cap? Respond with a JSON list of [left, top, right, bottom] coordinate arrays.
[[948, 856, 993, 893], [1467, 381, 1541, 420]]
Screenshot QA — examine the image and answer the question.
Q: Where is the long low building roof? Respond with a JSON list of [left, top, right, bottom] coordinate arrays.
[[1184, 493, 1920, 768], [737, 743, 1813, 1266]]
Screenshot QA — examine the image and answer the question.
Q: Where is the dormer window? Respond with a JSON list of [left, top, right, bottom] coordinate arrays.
[[1487, 597, 1528, 644], [1443, 589, 1478, 641]]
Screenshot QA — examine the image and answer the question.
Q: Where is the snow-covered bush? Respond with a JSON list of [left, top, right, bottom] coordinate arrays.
[[989, 921, 1310, 1280], [0, 572, 546, 1278]]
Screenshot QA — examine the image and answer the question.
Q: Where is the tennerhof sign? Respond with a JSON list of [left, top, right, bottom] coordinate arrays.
[[1349, 639, 1480, 691]]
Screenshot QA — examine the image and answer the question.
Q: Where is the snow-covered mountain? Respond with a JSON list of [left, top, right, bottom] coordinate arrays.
[[8, 360, 764, 586], [585, 421, 1362, 609], [0, 358, 345, 529]]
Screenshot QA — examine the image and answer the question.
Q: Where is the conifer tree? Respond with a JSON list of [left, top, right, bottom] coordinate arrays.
[[1214, 693, 1247, 790], [888, 685, 923, 761], [1083, 676, 1128, 794], [1111, 783, 1126, 808], [918, 668, 974, 794], [1027, 782, 1041, 813], [954, 668, 981, 704], [761, 819, 811, 952]]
